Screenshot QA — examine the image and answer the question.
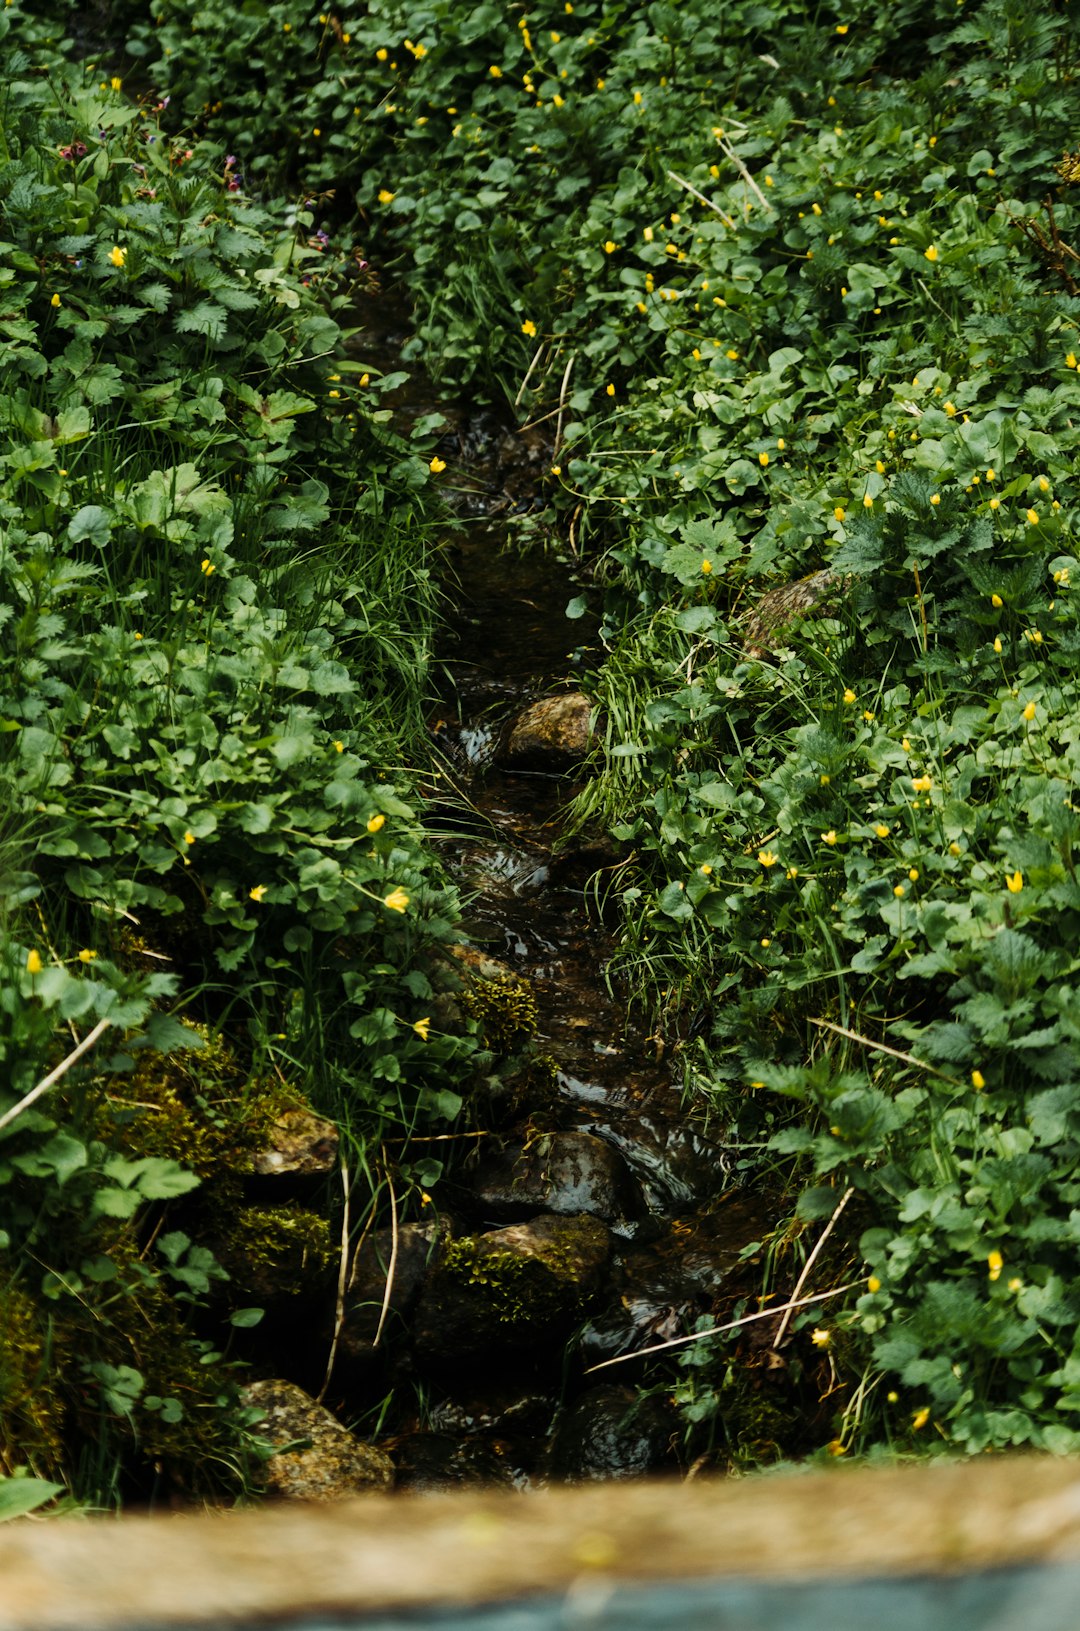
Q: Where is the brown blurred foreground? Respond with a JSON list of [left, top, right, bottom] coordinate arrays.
[[3, 1455, 1080, 1630]]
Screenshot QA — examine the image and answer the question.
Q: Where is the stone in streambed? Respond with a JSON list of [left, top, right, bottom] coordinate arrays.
[[503, 692, 593, 770], [466, 1131, 642, 1223], [249, 1103, 338, 1182], [544, 1384, 677, 1483], [411, 1212, 612, 1365], [242, 1379, 393, 1500]]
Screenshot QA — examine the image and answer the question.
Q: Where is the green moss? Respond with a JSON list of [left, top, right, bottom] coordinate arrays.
[[217, 1206, 334, 1302], [460, 974, 538, 1054], [440, 1217, 602, 1329], [0, 1284, 68, 1478]]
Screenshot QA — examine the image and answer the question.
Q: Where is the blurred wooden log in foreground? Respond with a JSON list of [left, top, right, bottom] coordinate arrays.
[[3, 1456, 1080, 1630]]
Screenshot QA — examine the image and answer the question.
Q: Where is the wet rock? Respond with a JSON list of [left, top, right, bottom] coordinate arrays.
[[213, 1205, 335, 1310], [411, 1212, 612, 1366], [242, 1380, 393, 1500], [544, 1385, 677, 1483], [503, 692, 593, 770], [250, 1102, 338, 1182], [392, 1432, 520, 1492], [742, 569, 846, 660], [429, 1384, 552, 1437], [338, 1220, 444, 1359], [465, 1131, 642, 1223]]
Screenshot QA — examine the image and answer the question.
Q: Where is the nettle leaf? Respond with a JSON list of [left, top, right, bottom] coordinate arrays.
[[174, 301, 228, 341]]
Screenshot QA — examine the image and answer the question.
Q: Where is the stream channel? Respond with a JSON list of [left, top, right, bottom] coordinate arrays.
[[338, 292, 768, 1491]]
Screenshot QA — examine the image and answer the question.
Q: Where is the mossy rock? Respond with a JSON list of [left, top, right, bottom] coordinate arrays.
[[0, 1284, 68, 1478], [460, 973, 538, 1054], [215, 1206, 335, 1306], [411, 1213, 612, 1366]]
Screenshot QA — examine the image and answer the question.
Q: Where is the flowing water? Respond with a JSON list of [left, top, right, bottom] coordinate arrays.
[[347, 291, 767, 1487]]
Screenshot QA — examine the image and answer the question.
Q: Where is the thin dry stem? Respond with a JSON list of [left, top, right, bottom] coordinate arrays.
[[317, 1157, 351, 1404], [771, 1187, 853, 1351], [514, 343, 545, 407], [0, 1017, 112, 1136], [715, 139, 773, 213], [585, 1281, 861, 1372], [666, 169, 735, 228], [809, 1016, 963, 1088], [371, 1164, 399, 1349], [553, 352, 576, 454]]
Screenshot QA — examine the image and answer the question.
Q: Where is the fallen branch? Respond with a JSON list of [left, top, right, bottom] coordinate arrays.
[[0, 1017, 112, 1137], [585, 1280, 861, 1373]]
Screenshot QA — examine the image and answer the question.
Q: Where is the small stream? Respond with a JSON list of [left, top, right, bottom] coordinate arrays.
[[347, 293, 767, 1489]]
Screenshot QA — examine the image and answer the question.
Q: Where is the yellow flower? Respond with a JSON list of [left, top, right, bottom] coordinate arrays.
[[987, 1249, 1003, 1281], [863, 710, 875, 723], [521, 318, 537, 337], [991, 593, 1003, 608], [893, 884, 905, 898], [811, 1328, 831, 1346], [376, 46, 388, 60], [786, 866, 799, 880], [109, 245, 127, 268], [758, 451, 769, 467], [26, 949, 43, 974], [249, 885, 268, 902], [826, 1439, 848, 1457], [1026, 508, 1039, 525], [183, 830, 196, 847], [78, 948, 98, 963], [328, 389, 340, 398], [1067, 352, 1078, 369], [867, 1275, 882, 1293], [1022, 700, 1036, 721], [822, 830, 838, 846], [200, 558, 215, 576], [603, 239, 618, 254], [843, 688, 856, 704], [930, 493, 940, 506], [1039, 476, 1050, 492], [111, 76, 122, 90], [990, 498, 1000, 511], [971, 1069, 986, 1090], [758, 849, 779, 867], [429, 456, 447, 474], [1054, 567, 1070, 585], [633, 90, 643, 105], [332, 740, 344, 753], [911, 775, 932, 793], [906, 867, 919, 882], [875, 459, 885, 473], [833, 505, 846, 522], [911, 1406, 930, 1431], [1026, 628, 1044, 644], [726, 348, 739, 361], [1006, 870, 1023, 893], [820, 774, 830, 786], [699, 863, 712, 876], [50, 292, 61, 308], [701, 559, 713, 575], [949, 841, 962, 856], [835, 21, 849, 32], [777, 438, 786, 451], [924, 245, 938, 262], [489, 64, 503, 77], [384, 887, 410, 913], [552, 93, 565, 108], [412, 1016, 431, 1042], [378, 188, 395, 204], [874, 823, 890, 838], [605, 383, 615, 396], [863, 493, 874, 509]]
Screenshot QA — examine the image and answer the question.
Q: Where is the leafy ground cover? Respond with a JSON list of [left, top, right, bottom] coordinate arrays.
[[0, 12, 480, 1503], [6, 0, 1080, 1494]]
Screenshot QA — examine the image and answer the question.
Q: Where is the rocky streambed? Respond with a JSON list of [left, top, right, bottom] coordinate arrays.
[[233, 295, 773, 1500]]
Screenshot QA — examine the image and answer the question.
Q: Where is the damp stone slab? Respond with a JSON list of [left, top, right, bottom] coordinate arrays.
[[3, 1456, 1080, 1631]]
